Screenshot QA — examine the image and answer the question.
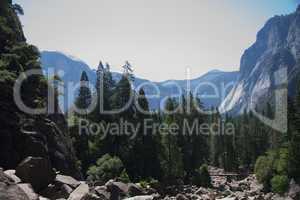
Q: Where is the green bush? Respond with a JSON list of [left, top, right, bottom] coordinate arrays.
[[255, 148, 291, 193], [254, 151, 276, 189], [271, 175, 289, 194], [192, 164, 212, 187], [274, 147, 289, 175], [87, 154, 130, 183]]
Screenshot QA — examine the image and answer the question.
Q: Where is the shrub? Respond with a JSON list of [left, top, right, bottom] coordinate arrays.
[[254, 151, 276, 190], [255, 148, 290, 193], [192, 164, 212, 187], [271, 175, 289, 194], [87, 154, 129, 183], [274, 147, 289, 175]]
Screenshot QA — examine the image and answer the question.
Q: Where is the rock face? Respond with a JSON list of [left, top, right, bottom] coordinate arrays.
[[16, 157, 56, 191], [220, 6, 300, 114]]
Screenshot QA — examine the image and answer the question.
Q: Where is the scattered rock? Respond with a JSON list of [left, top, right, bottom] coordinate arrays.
[[68, 183, 89, 200], [16, 157, 56, 191]]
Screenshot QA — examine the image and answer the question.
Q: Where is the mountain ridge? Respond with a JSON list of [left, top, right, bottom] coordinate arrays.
[[41, 51, 239, 111]]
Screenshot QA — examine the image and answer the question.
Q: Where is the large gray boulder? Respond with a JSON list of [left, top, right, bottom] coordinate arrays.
[[0, 169, 30, 200], [16, 157, 56, 191]]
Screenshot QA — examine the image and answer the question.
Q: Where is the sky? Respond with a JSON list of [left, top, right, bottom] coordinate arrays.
[[14, 0, 299, 81]]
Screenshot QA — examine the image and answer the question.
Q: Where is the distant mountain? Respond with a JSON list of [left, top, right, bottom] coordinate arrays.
[[220, 6, 300, 114], [41, 51, 239, 111]]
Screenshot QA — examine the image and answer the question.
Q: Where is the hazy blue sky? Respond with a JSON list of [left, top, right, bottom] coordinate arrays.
[[15, 0, 299, 81]]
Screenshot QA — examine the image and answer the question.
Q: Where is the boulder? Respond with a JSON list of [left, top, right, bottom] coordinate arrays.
[[123, 195, 154, 200], [18, 183, 39, 200], [94, 186, 111, 199], [199, 194, 211, 200], [39, 197, 50, 200], [263, 193, 274, 200], [83, 193, 102, 200], [229, 182, 242, 192], [128, 183, 144, 196], [175, 194, 188, 200], [195, 187, 209, 195], [288, 179, 300, 199], [4, 169, 21, 184], [105, 180, 128, 194], [0, 169, 30, 200], [40, 183, 73, 199], [56, 174, 80, 188], [105, 180, 128, 199], [16, 157, 56, 191], [68, 183, 89, 200], [216, 197, 237, 200], [0, 116, 81, 180], [145, 187, 157, 195]]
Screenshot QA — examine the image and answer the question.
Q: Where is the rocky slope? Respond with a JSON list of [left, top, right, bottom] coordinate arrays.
[[1, 157, 299, 200], [41, 51, 239, 111], [220, 6, 300, 114]]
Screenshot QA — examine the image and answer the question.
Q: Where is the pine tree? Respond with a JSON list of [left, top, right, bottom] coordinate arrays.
[[161, 98, 184, 184], [74, 71, 92, 117], [71, 71, 92, 175], [109, 66, 136, 160], [91, 61, 113, 122], [127, 89, 162, 181]]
